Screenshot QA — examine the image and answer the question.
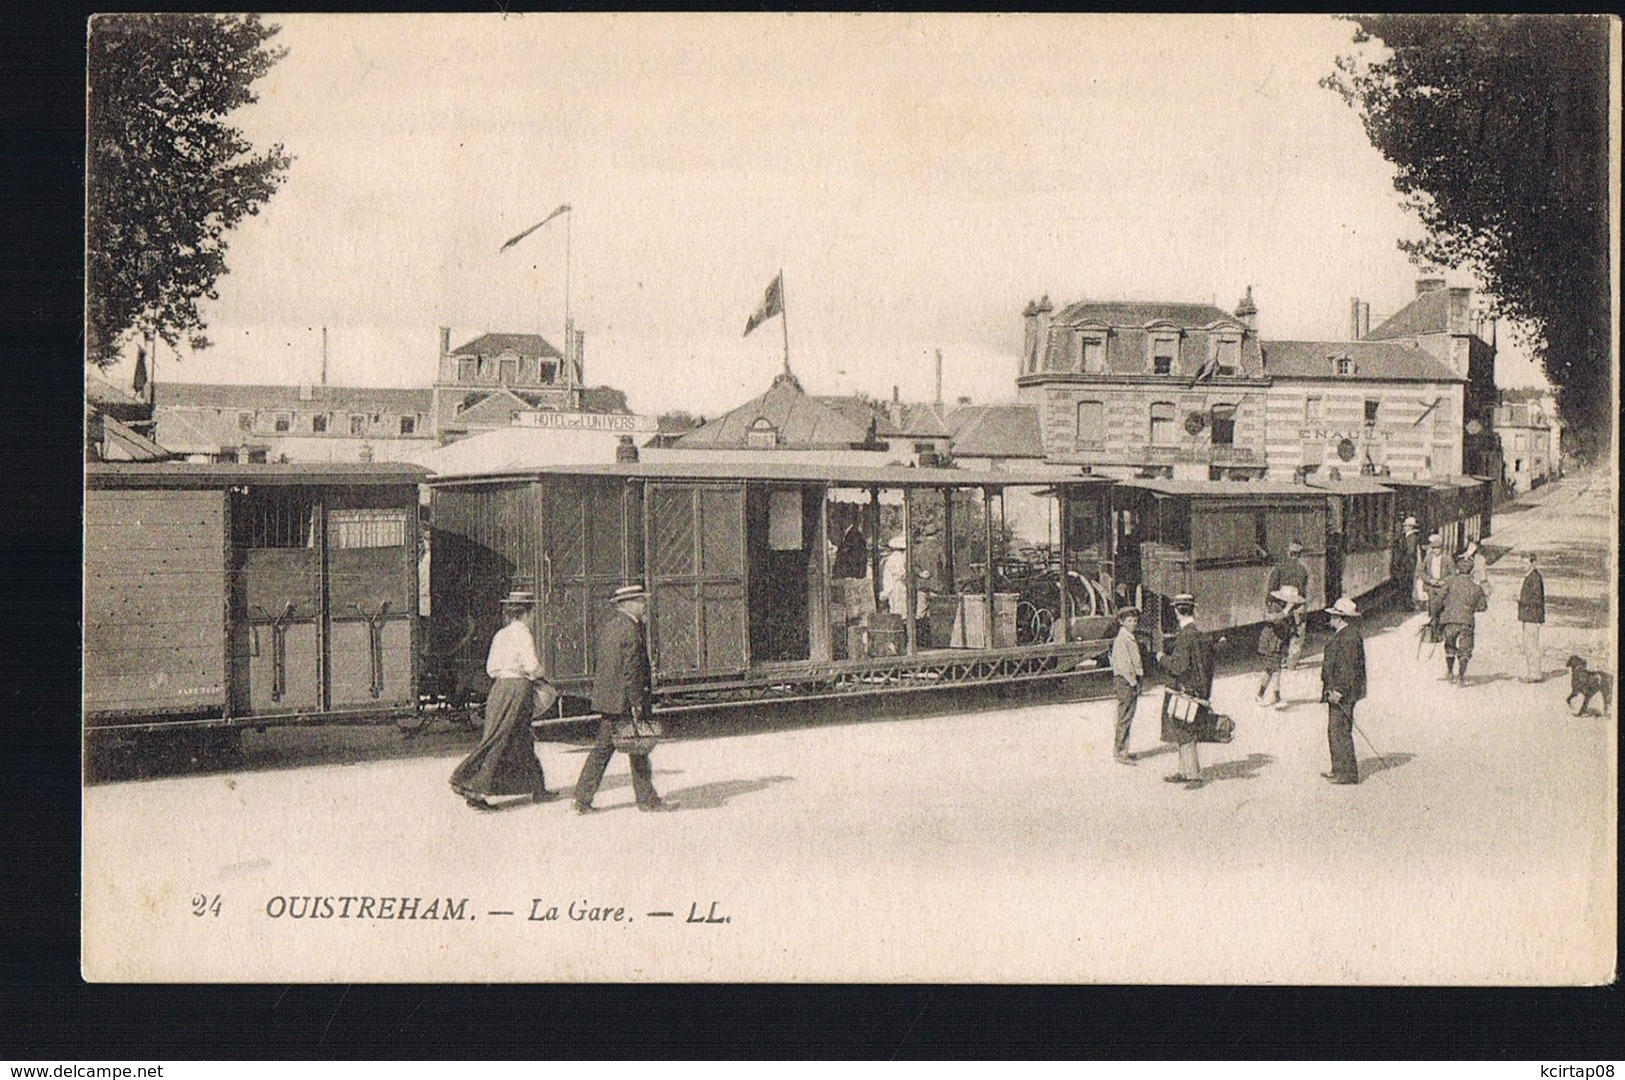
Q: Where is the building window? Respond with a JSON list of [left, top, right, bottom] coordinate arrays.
[[1151, 337, 1178, 376], [500, 357, 519, 383], [247, 449, 269, 464], [747, 418, 778, 449], [1075, 400, 1104, 445], [1081, 337, 1105, 373], [273, 412, 291, 433], [399, 415, 417, 435], [1211, 404, 1237, 446], [1213, 338, 1239, 377], [458, 358, 476, 382], [1364, 399, 1380, 425], [539, 360, 559, 385], [1514, 459, 1524, 473], [1336, 357, 1355, 376], [311, 413, 328, 434], [350, 414, 367, 436], [1305, 397, 1322, 425], [1149, 402, 1177, 446], [237, 411, 253, 432]]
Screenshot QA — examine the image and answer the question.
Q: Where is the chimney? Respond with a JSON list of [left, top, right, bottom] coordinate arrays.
[[615, 435, 639, 463], [1359, 302, 1370, 340], [1021, 295, 1054, 376], [1234, 286, 1258, 333], [439, 326, 451, 358], [1415, 276, 1446, 297], [934, 349, 943, 408], [1349, 298, 1362, 340]]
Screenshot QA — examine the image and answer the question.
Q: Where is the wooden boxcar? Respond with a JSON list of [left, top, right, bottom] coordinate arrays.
[[428, 461, 1119, 712], [84, 463, 425, 736], [1307, 476, 1398, 603], [1109, 478, 1331, 648]]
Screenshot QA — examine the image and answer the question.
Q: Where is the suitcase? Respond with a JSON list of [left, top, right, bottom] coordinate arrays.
[[1160, 689, 1235, 744]]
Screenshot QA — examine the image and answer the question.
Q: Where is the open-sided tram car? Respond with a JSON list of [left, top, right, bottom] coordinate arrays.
[[429, 461, 1119, 712], [84, 463, 426, 743]]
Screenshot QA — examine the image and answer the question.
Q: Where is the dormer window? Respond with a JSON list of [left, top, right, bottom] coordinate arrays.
[[1335, 356, 1355, 376], [1149, 331, 1179, 375], [539, 360, 559, 385], [458, 358, 476, 382], [747, 417, 778, 449], [1080, 334, 1106, 374], [1212, 337, 1240, 377]]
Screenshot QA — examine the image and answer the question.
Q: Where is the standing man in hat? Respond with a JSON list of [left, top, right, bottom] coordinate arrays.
[[574, 584, 670, 814], [1267, 541, 1310, 669], [1395, 517, 1420, 610], [1417, 532, 1450, 639], [1157, 593, 1213, 788], [449, 590, 558, 811], [1320, 596, 1366, 785], [1434, 554, 1488, 686], [1108, 606, 1144, 765], [1517, 552, 1546, 683], [1461, 539, 1493, 599], [1256, 584, 1304, 708]]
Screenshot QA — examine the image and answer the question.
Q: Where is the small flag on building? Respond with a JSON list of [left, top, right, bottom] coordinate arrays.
[[744, 272, 784, 337], [499, 204, 571, 253]]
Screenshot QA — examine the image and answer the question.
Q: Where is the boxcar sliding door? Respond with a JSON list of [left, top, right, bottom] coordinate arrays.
[[539, 476, 643, 684], [646, 483, 747, 680], [326, 500, 417, 710]]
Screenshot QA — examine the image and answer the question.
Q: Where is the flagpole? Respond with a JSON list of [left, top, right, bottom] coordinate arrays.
[[565, 208, 573, 385], [779, 270, 790, 378]]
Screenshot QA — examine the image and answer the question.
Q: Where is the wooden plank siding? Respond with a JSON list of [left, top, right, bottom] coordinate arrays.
[[84, 489, 228, 717]]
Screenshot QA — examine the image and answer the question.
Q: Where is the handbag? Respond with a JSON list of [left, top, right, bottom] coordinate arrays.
[[1160, 689, 1236, 744], [611, 710, 663, 754], [532, 679, 560, 715]]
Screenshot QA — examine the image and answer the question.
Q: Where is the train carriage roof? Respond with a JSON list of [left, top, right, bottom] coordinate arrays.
[[86, 462, 429, 490], [1305, 477, 1396, 495], [1116, 478, 1330, 499], [426, 460, 1115, 490]]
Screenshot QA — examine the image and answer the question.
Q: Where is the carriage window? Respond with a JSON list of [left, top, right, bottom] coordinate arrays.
[[328, 508, 406, 549], [1149, 402, 1177, 446], [238, 491, 316, 548], [1191, 510, 1262, 562]]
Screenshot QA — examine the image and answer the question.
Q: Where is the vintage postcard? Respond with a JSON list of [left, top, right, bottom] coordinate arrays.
[[82, 13, 1618, 983]]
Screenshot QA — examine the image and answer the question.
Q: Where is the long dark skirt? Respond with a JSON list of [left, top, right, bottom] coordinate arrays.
[[449, 678, 545, 798]]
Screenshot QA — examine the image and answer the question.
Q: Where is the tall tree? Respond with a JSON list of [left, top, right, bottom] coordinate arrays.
[[87, 14, 292, 366], [1324, 15, 1613, 451]]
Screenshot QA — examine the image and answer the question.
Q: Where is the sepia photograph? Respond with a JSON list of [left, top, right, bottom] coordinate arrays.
[[81, 12, 1617, 984]]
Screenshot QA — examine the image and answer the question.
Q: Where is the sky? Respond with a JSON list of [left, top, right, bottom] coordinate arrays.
[[114, 12, 1549, 418]]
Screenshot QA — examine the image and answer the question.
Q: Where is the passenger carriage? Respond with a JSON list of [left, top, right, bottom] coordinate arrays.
[[83, 463, 425, 743], [428, 461, 1120, 713], [1382, 475, 1494, 556], [1306, 476, 1399, 603], [1107, 478, 1332, 650]]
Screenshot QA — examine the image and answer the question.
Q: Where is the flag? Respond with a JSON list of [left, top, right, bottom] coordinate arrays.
[[498, 204, 571, 253], [132, 347, 148, 397], [1193, 351, 1219, 382], [744, 273, 784, 337]]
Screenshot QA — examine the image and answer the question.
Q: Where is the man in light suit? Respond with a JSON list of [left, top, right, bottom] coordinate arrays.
[[574, 584, 671, 814]]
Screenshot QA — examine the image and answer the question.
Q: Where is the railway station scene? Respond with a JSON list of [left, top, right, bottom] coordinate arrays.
[[79, 14, 1614, 984]]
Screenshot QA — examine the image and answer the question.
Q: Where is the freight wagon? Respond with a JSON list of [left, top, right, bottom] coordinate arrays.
[[84, 463, 425, 746]]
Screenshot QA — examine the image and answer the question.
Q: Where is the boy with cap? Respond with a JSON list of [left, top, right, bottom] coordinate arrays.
[[574, 583, 670, 813], [1320, 596, 1366, 785], [1109, 606, 1144, 764], [1434, 554, 1488, 685]]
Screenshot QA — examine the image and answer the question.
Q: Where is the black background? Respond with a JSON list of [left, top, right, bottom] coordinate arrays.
[[4, 1, 1620, 1059]]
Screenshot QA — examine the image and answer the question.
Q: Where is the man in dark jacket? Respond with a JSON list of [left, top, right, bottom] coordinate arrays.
[[1319, 596, 1367, 785], [1268, 541, 1310, 667], [1432, 556, 1488, 686], [1395, 517, 1420, 610], [574, 584, 669, 813], [1157, 593, 1213, 788], [1517, 551, 1546, 683]]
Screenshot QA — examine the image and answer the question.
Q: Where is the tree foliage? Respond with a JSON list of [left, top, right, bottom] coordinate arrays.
[[87, 14, 291, 366], [1324, 15, 1613, 447]]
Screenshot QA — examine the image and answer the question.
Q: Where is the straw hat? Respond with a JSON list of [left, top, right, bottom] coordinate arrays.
[[886, 535, 907, 550], [1115, 606, 1141, 622], [1324, 596, 1361, 619], [499, 590, 536, 608], [1286, 540, 1304, 555], [610, 584, 647, 604], [1270, 584, 1305, 605], [1170, 592, 1197, 611], [1402, 516, 1418, 529]]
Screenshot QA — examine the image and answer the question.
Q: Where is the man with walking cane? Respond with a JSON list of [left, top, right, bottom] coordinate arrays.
[[1320, 596, 1366, 786]]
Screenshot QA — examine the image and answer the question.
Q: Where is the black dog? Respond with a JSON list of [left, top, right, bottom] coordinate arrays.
[[1565, 656, 1613, 716]]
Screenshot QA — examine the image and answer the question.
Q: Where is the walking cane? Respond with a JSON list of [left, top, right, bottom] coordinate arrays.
[[1350, 717, 1392, 786]]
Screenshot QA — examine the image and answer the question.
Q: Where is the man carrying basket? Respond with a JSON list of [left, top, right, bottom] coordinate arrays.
[[573, 584, 672, 814]]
